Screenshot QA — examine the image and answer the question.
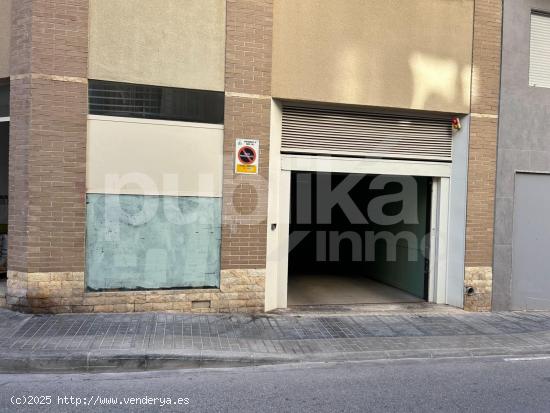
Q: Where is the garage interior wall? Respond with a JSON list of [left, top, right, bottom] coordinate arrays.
[[86, 117, 224, 291], [88, 0, 226, 91], [289, 173, 429, 300], [272, 0, 474, 113], [368, 176, 429, 298], [0, 0, 10, 78]]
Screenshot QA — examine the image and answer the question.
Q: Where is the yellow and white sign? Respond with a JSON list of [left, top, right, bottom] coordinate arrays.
[[235, 139, 259, 174]]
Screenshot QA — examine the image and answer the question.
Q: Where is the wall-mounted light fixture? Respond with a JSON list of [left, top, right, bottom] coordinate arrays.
[[452, 117, 462, 131]]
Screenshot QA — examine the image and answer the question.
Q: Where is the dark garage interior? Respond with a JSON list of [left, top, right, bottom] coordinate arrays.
[[287, 172, 431, 306]]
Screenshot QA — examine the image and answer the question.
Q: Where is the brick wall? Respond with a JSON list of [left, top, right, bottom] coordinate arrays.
[[464, 0, 502, 311], [6, 0, 272, 314], [8, 0, 498, 315], [7, 0, 88, 310], [221, 0, 273, 270], [7, 74, 31, 273], [8, 0, 88, 274], [8, 0, 32, 273]]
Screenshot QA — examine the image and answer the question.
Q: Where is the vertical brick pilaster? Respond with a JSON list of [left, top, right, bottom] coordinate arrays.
[[7, 0, 88, 311], [464, 0, 502, 311], [221, 0, 273, 270], [7, 0, 33, 274]]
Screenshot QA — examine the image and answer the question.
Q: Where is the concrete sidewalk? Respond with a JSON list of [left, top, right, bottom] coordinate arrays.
[[2, 308, 550, 372]]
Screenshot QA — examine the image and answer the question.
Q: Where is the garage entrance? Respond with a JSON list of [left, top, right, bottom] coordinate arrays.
[[265, 102, 470, 311], [287, 172, 431, 306]]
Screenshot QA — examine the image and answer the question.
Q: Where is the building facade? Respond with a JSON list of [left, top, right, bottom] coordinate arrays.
[[493, 0, 550, 311], [0, 0, 542, 314]]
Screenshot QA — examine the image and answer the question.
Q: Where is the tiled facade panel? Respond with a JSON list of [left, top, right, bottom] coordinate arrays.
[[464, 0, 502, 311], [221, 0, 273, 270]]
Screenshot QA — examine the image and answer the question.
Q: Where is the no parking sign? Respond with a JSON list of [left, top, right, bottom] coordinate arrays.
[[235, 139, 259, 174]]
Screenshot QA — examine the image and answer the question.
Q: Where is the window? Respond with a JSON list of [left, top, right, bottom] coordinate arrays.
[[0, 83, 9, 118], [530, 12, 550, 88], [89, 80, 224, 124]]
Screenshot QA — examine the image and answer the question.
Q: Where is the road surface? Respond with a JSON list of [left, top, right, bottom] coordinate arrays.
[[1, 356, 550, 412]]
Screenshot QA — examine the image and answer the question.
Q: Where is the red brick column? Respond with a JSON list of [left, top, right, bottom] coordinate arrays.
[[221, 0, 273, 271], [464, 0, 502, 311], [7, 0, 88, 312]]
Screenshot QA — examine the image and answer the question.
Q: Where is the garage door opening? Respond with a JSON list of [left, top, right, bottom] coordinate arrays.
[[287, 172, 431, 306]]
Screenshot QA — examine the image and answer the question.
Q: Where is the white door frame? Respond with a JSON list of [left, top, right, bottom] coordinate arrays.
[[265, 101, 467, 311]]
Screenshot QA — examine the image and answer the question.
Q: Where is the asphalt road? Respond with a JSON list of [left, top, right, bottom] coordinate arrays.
[[1, 356, 550, 412]]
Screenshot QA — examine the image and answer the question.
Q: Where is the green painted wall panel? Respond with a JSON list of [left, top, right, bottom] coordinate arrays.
[[367, 176, 429, 299], [86, 194, 221, 290]]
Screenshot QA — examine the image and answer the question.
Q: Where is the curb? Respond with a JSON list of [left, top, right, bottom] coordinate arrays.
[[3, 345, 550, 373], [0, 350, 299, 373]]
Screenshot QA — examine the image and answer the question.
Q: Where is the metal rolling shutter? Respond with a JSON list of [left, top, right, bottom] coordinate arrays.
[[281, 105, 452, 162], [530, 12, 550, 89]]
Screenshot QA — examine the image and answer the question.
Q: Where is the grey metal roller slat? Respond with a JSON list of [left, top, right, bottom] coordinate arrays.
[[283, 136, 451, 148], [282, 129, 451, 142], [281, 105, 453, 162], [280, 147, 448, 161], [530, 13, 550, 89], [283, 120, 449, 134], [283, 112, 449, 129], [283, 117, 449, 134]]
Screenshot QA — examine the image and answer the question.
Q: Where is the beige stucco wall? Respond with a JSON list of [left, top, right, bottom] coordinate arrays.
[[87, 116, 223, 197], [0, 0, 10, 78], [272, 0, 474, 114], [89, 0, 225, 91]]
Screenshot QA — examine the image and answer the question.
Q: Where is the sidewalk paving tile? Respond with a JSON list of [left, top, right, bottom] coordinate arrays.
[[2, 310, 550, 362]]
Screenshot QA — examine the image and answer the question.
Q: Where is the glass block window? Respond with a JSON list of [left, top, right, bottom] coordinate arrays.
[[89, 80, 224, 124]]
